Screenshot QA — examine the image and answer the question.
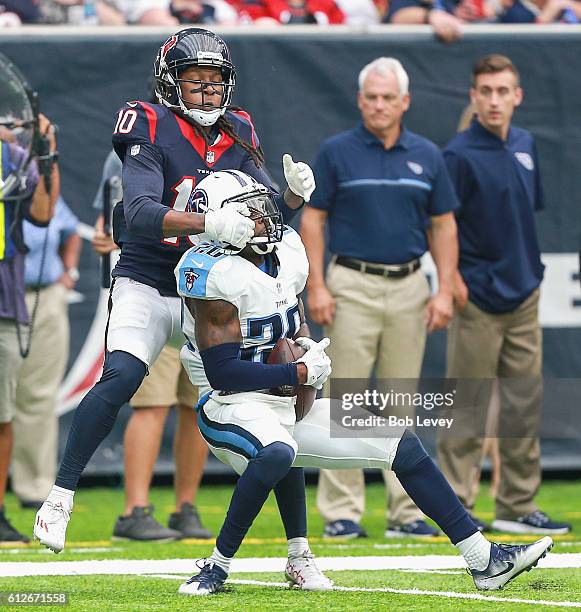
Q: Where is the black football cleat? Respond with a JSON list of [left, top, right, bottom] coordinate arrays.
[[178, 560, 228, 596]]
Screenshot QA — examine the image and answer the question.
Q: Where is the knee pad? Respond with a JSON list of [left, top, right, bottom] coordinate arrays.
[[94, 350, 147, 406], [253, 441, 296, 488], [391, 430, 429, 475]]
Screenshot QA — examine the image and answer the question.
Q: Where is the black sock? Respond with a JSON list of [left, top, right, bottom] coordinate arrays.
[[275, 468, 307, 540]]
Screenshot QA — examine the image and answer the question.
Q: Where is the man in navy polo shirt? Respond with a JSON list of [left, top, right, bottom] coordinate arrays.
[[438, 54, 570, 535], [301, 56, 459, 538]]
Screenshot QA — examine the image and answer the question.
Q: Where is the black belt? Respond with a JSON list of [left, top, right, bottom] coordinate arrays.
[[25, 284, 51, 291], [335, 256, 421, 278]]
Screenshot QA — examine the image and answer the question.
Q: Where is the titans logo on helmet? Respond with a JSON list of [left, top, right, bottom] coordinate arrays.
[[188, 189, 209, 213]]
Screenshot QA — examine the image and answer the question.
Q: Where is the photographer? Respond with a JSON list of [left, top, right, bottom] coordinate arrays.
[[0, 57, 59, 541]]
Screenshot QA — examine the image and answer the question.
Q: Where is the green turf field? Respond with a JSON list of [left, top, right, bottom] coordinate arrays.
[[1, 480, 579, 610]]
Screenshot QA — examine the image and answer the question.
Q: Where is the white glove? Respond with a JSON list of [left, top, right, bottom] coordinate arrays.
[[296, 337, 332, 389], [294, 337, 317, 352], [282, 154, 315, 203], [204, 202, 254, 250]]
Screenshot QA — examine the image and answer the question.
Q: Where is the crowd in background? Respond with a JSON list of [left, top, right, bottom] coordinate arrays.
[[1, 0, 580, 39]]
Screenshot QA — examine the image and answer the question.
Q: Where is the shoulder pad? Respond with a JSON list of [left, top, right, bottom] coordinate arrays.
[[112, 101, 164, 149], [225, 109, 260, 148], [279, 226, 309, 294], [176, 246, 229, 299], [281, 226, 304, 251], [176, 245, 249, 304]]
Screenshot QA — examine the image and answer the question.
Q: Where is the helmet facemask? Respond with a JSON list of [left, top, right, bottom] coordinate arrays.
[[188, 170, 282, 255], [223, 188, 283, 255]]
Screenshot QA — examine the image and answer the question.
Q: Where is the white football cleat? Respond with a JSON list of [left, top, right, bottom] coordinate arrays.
[[33, 500, 72, 554], [469, 536, 553, 591], [285, 550, 333, 591]]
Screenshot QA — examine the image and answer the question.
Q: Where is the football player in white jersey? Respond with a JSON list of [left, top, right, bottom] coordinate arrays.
[[174, 171, 554, 597]]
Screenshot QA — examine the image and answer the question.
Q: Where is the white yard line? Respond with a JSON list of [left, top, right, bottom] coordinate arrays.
[[228, 579, 581, 608], [1, 553, 580, 577], [0, 547, 121, 555], [144, 576, 581, 608]]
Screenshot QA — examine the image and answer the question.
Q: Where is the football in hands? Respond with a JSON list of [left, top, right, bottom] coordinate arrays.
[[267, 337, 316, 421]]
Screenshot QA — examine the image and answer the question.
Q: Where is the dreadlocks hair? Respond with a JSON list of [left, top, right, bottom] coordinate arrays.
[[183, 106, 265, 168], [218, 108, 264, 168]]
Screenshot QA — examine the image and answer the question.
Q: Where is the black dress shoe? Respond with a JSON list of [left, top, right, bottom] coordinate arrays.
[[0, 507, 30, 543]]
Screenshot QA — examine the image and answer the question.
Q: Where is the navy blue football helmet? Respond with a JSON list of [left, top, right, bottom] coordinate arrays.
[[154, 28, 236, 127]]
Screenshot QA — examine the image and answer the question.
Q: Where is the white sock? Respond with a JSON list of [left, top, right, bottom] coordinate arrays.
[[288, 537, 310, 558], [455, 531, 492, 571], [209, 547, 232, 575], [47, 485, 74, 508]]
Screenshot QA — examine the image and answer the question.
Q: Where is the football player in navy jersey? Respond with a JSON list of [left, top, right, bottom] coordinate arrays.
[[33, 27, 315, 552]]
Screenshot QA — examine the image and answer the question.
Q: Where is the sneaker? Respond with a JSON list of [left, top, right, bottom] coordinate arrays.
[[468, 512, 492, 533], [0, 507, 29, 543], [285, 550, 333, 591], [470, 536, 553, 590], [178, 560, 228, 596], [112, 505, 182, 542], [492, 510, 571, 535], [33, 500, 71, 552], [323, 519, 367, 539], [168, 503, 212, 539], [385, 519, 439, 538]]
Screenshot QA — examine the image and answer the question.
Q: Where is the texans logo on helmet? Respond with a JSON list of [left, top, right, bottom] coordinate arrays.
[[184, 268, 200, 292], [160, 35, 178, 63]]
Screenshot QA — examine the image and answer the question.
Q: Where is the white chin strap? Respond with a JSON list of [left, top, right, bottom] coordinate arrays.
[[251, 242, 276, 255], [183, 105, 224, 127]]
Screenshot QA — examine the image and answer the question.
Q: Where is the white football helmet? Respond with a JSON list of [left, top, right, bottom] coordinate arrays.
[[192, 170, 283, 254]]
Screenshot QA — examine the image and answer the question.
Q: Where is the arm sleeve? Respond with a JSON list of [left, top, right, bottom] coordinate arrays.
[[121, 141, 170, 238], [201, 342, 298, 392]]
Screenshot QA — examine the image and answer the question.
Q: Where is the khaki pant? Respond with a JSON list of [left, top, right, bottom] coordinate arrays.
[[12, 284, 69, 502], [437, 289, 542, 520], [317, 261, 431, 526], [0, 320, 23, 423]]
